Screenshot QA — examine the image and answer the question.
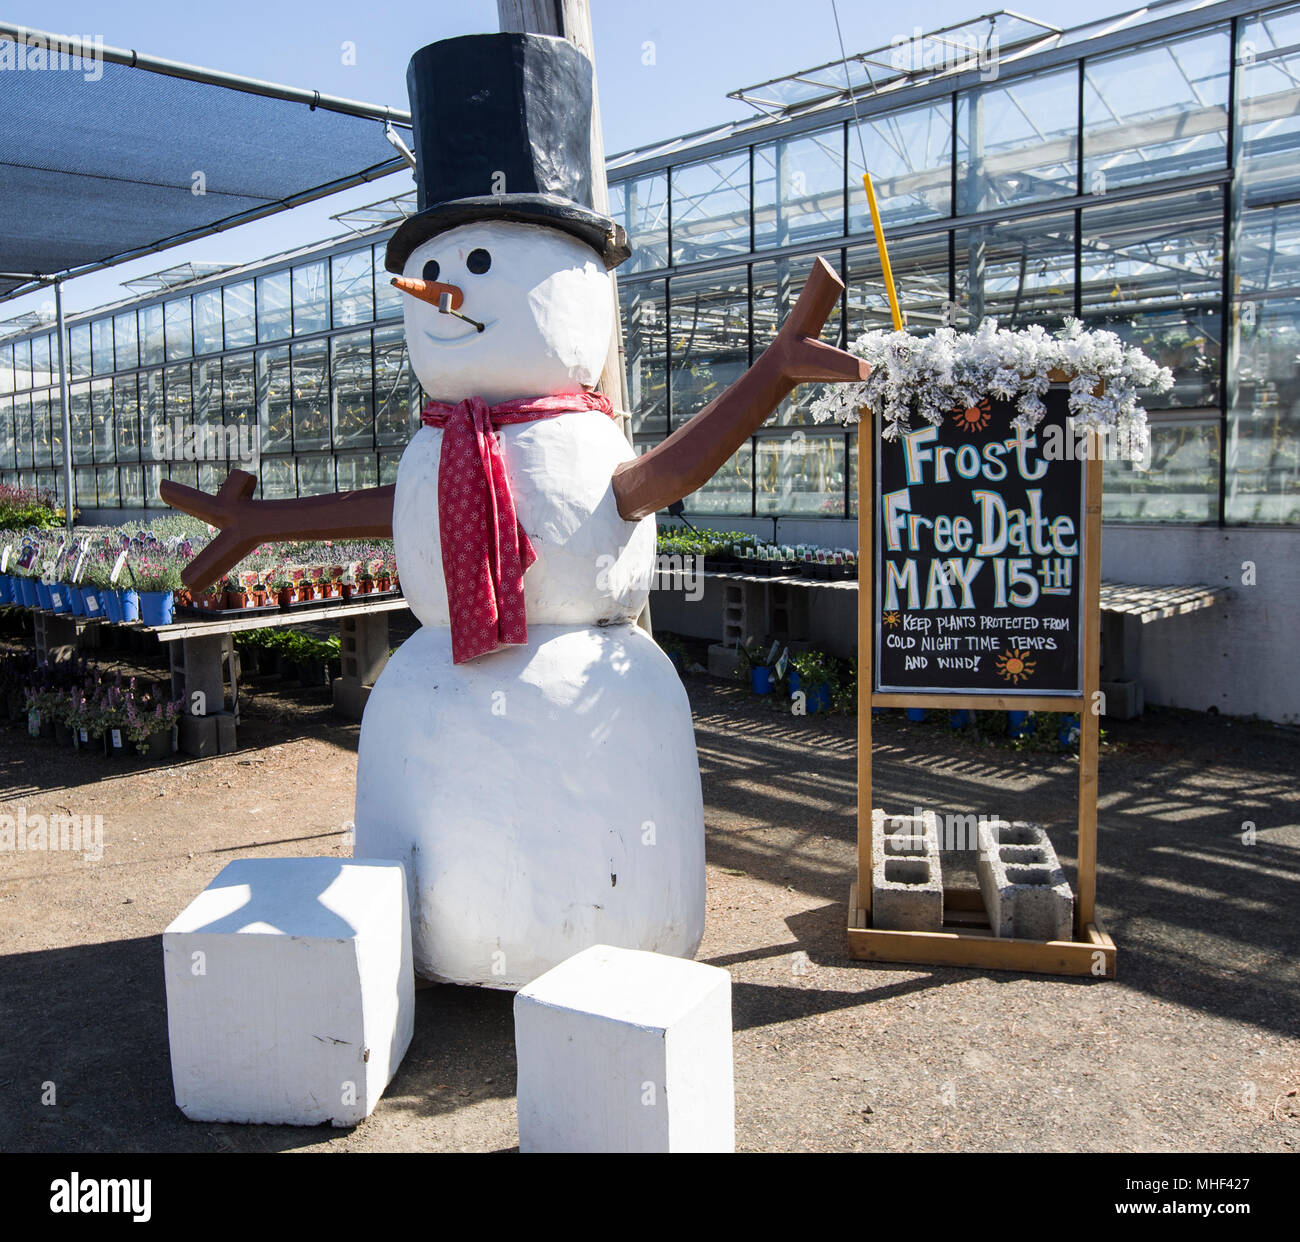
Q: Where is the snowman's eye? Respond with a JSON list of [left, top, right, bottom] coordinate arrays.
[[466, 248, 492, 275], [421, 259, 441, 282]]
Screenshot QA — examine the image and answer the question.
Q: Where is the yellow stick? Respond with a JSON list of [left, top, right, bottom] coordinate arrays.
[[862, 172, 903, 332]]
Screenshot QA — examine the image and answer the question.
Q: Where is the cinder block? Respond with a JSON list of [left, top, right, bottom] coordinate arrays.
[[975, 820, 1074, 941], [707, 642, 742, 679], [871, 810, 943, 931], [514, 944, 734, 1153], [331, 677, 372, 720], [163, 857, 414, 1126], [178, 711, 237, 757], [1100, 679, 1144, 720]]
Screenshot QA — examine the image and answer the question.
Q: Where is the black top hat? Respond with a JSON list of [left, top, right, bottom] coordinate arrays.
[[385, 33, 630, 274]]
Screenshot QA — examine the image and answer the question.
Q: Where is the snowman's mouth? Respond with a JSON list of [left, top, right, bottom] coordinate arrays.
[[424, 321, 493, 346]]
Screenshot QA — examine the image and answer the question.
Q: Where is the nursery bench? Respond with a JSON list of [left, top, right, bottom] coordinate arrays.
[[144, 596, 410, 749], [652, 569, 1228, 718]]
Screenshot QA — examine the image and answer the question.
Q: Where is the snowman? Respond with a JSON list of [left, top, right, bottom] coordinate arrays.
[[162, 32, 864, 988]]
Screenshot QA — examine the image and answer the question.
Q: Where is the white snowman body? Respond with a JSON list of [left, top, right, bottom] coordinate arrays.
[[353, 222, 706, 987]]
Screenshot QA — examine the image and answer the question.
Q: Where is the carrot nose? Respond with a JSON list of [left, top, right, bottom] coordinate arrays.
[[391, 276, 464, 310]]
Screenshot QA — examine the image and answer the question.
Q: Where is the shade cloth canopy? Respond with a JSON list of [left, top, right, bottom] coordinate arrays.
[[0, 25, 411, 300]]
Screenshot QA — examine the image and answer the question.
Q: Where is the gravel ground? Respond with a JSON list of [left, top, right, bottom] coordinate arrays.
[[0, 627, 1296, 1154]]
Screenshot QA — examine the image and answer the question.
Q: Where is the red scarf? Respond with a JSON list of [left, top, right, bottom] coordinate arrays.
[[419, 391, 617, 664]]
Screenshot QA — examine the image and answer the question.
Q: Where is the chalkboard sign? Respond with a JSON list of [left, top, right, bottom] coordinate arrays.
[[874, 388, 1085, 696]]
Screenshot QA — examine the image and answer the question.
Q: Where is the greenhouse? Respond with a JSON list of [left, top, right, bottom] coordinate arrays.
[[0, 1, 1295, 533]]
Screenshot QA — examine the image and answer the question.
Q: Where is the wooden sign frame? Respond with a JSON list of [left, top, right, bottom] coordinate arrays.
[[847, 397, 1116, 978]]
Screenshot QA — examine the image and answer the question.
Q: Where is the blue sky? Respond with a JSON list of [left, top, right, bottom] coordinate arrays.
[[4, 0, 1137, 320]]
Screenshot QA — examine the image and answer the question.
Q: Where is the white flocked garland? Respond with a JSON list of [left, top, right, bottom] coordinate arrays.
[[809, 318, 1174, 461]]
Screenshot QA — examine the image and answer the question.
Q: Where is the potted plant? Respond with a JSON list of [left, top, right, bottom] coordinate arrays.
[[124, 690, 180, 760], [24, 684, 56, 739], [269, 573, 295, 609], [219, 575, 243, 610], [245, 559, 270, 608], [91, 677, 131, 757], [738, 638, 783, 696], [788, 650, 838, 714], [79, 554, 115, 619], [61, 688, 90, 748], [133, 557, 183, 627], [357, 567, 375, 595], [117, 569, 141, 623]]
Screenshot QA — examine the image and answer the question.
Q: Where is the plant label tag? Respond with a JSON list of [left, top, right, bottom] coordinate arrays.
[[72, 549, 88, 584], [50, 590, 62, 609], [0, 545, 9, 571], [86, 593, 98, 613], [111, 728, 122, 750], [28, 710, 40, 736], [79, 728, 88, 744], [110, 550, 128, 584]]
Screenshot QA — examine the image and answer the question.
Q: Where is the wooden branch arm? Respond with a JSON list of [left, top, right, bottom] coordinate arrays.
[[159, 469, 395, 591], [612, 256, 869, 521]]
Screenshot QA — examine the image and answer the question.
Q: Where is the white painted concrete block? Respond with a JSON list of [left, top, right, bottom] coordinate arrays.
[[514, 944, 734, 1153], [163, 857, 414, 1126]]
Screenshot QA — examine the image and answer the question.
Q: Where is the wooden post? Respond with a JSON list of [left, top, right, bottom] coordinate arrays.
[[496, 0, 630, 415], [856, 423, 873, 920], [497, 0, 648, 635], [1075, 440, 1104, 934]]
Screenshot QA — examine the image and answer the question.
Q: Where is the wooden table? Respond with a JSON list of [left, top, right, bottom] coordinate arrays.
[[23, 595, 412, 755]]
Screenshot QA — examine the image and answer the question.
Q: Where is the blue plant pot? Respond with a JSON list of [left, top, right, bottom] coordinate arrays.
[[68, 586, 87, 617], [0, 575, 11, 604], [1007, 710, 1035, 738], [120, 589, 140, 623], [872, 706, 888, 715], [905, 707, 928, 723], [787, 671, 831, 713], [102, 588, 122, 624], [49, 582, 73, 613], [751, 666, 772, 695], [138, 590, 174, 627], [35, 581, 54, 611], [82, 588, 103, 618], [20, 578, 38, 607], [949, 710, 972, 729], [1058, 714, 1080, 747]]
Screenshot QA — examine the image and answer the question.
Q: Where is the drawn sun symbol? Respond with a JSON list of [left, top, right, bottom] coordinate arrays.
[[882, 610, 901, 628], [952, 398, 992, 433], [995, 648, 1037, 684]]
